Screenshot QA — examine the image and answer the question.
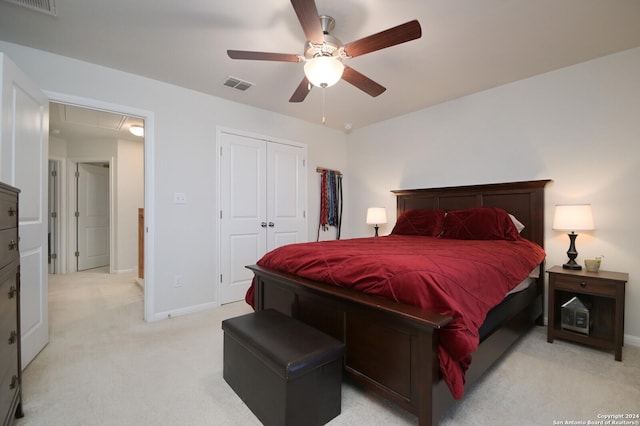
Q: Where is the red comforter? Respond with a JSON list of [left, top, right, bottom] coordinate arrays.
[[246, 234, 545, 399]]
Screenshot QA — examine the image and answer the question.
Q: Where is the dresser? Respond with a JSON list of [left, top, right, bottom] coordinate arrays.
[[0, 183, 22, 425]]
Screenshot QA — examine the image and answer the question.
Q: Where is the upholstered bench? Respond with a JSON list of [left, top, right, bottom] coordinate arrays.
[[222, 309, 345, 426]]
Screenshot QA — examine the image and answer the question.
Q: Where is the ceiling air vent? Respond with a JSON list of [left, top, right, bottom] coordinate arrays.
[[4, 0, 56, 15], [222, 77, 253, 92]]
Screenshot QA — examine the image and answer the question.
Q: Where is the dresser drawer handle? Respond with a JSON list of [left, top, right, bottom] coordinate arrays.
[[9, 375, 18, 390], [8, 331, 17, 345], [579, 281, 587, 287], [8, 286, 16, 299], [7, 206, 16, 217], [8, 240, 17, 251]]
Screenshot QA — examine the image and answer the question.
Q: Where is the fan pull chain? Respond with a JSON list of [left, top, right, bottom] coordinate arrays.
[[322, 86, 326, 125]]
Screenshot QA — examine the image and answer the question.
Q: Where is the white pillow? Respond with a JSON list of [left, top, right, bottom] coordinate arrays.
[[509, 214, 525, 233]]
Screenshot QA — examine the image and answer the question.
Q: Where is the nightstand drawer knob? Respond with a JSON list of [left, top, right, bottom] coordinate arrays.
[[579, 281, 587, 287]]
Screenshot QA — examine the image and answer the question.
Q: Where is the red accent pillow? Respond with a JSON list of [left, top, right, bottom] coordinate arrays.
[[391, 209, 446, 237], [441, 207, 520, 240]]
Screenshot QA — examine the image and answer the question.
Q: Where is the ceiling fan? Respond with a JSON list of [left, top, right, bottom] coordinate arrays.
[[227, 0, 422, 103]]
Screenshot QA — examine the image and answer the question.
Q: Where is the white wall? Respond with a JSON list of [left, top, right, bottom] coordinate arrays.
[[344, 47, 640, 344], [0, 41, 347, 319], [115, 139, 144, 274]]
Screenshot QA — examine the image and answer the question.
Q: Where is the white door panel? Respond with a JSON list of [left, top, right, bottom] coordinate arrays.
[[218, 130, 306, 304], [219, 132, 266, 304], [267, 142, 306, 250], [77, 163, 109, 271], [0, 53, 49, 368]]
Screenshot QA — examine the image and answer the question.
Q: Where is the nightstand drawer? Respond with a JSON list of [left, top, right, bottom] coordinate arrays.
[[553, 275, 616, 298]]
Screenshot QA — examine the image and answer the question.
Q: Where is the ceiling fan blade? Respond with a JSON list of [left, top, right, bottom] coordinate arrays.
[[290, 0, 324, 44], [289, 77, 312, 102], [341, 66, 386, 97], [344, 20, 422, 58], [227, 50, 301, 62]]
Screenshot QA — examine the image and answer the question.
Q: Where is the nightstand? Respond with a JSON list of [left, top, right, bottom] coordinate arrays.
[[547, 265, 628, 361]]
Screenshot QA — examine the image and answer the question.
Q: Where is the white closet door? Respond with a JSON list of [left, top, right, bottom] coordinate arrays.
[[218, 130, 306, 304], [219, 131, 267, 304], [0, 54, 49, 368], [266, 142, 306, 249]]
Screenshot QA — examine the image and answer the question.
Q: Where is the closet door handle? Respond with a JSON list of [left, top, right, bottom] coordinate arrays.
[[260, 222, 267, 228], [268, 222, 275, 228]]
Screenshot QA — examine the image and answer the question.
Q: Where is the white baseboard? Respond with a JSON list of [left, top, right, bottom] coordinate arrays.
[[624, 334, 640, 347], [152, 300, 219, 322]]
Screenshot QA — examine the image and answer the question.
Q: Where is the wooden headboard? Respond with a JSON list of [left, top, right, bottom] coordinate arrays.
[[392, 180, 551, 248]]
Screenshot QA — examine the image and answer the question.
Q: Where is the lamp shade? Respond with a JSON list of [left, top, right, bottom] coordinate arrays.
[[366, 207, 387, 225], [552, 204, 595, 231], [304, 56, 344, 88]]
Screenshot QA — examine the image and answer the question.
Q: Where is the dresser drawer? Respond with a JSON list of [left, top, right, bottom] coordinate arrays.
[[553, 274, 617, 298], [0, 229, 18, 271], [0, 192, 17, 231], [0, 351, 19, 424]]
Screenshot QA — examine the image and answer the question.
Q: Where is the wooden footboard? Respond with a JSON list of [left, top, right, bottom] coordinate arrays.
[[248, 264, 543, 425], [248, 264, 452, 426]]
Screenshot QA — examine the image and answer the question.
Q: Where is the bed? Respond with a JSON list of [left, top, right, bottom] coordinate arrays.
[[246, 179, 550, 425]]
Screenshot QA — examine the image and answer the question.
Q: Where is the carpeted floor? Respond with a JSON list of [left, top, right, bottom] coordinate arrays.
[[13, 268, 640, 426]]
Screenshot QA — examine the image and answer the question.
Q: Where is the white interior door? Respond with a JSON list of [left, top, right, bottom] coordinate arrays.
[[267, 142, 307, 249], [76, 163, 109, 271], [0, 53, 49, 368], [218, 130, 306, 304], [219, 131, 267, 304]]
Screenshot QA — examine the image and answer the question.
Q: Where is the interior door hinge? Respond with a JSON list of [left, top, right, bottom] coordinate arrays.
[[75, 211, 80, 218], [75, 171, 80, 178], [51, 212, 57, 219], [220, 274, 223, 283], [220, 210, 222, 219], [51, 170, 57, 177], [75, 251, 79, 257]]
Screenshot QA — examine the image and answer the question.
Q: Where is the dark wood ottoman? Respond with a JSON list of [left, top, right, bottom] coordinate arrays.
[[222, 309, 345, 426]]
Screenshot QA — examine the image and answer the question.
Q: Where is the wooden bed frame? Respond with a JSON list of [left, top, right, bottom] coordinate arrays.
[[247, 180, 551, 425]]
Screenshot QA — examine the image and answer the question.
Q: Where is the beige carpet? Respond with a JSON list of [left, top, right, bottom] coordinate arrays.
[[14, 269, 640, 426]]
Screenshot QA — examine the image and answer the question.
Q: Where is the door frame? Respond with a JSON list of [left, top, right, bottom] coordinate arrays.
[[48, 158, 65, 274], [45, 91, 157, 322]]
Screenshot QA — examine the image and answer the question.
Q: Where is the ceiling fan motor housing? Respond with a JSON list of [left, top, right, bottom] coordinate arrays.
[[304, 16, 345, 60]]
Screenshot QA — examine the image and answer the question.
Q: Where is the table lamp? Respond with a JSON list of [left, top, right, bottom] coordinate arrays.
[[552, 204, 595, 270], [366, 207, 387, 237]]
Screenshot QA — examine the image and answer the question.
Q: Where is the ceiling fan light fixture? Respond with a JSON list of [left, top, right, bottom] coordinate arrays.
[[129, 124, 144, 137], [304, 56, 344, 88]]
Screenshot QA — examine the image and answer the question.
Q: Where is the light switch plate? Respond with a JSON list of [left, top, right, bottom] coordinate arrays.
[[174, 192, 186, 204]]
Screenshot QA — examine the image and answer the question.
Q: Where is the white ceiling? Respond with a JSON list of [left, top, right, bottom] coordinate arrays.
[[1, 0, 640, 132], [48, 102, 144, 143]]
